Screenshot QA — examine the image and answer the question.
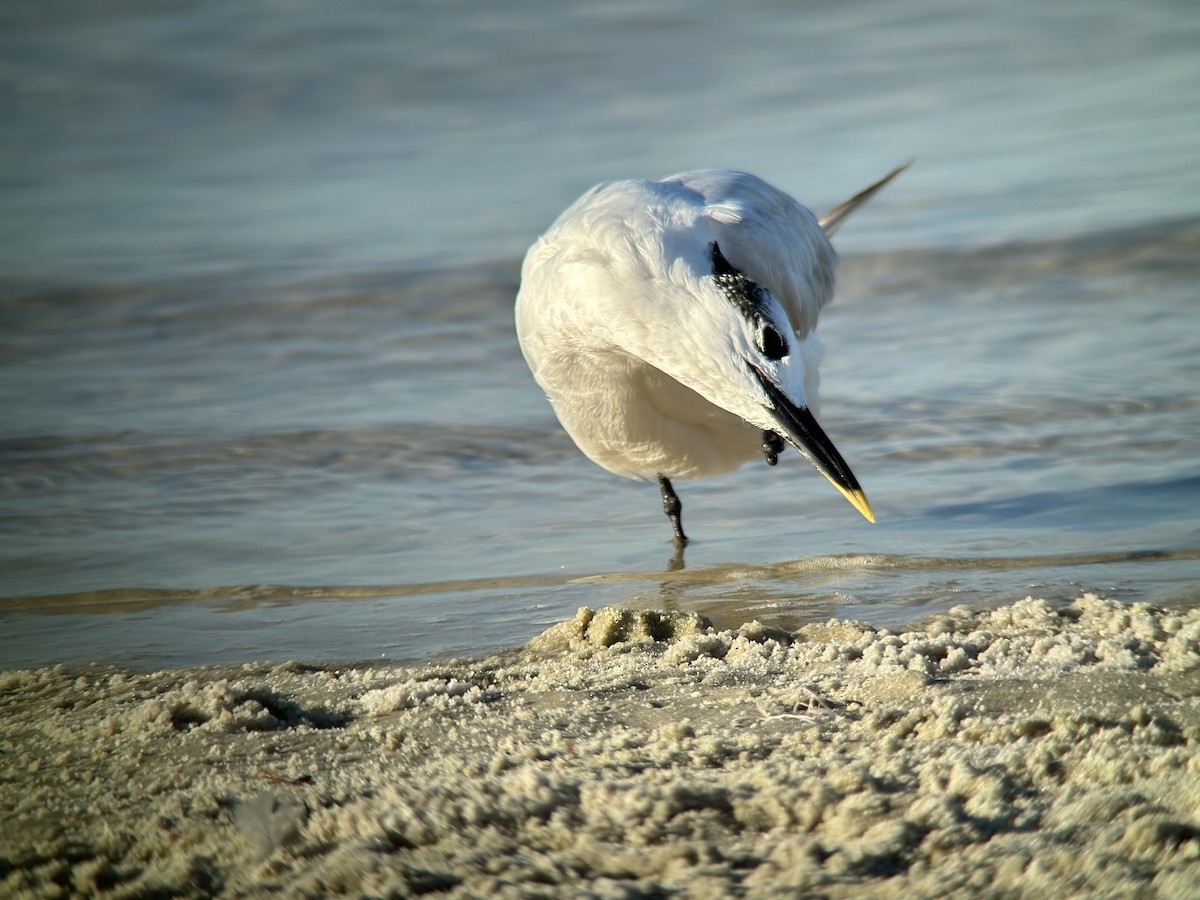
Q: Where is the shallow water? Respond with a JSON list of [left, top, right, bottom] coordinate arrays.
[[2, 0, 1199, 668]]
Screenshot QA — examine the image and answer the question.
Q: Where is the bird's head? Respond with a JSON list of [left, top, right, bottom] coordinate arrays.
[[660, 233, 874, 523]]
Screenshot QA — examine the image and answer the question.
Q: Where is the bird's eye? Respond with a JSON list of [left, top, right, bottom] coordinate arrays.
[[758, 324, 788, 360]]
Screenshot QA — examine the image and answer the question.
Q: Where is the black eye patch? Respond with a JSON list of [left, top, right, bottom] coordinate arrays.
[[710, 242, 790, 361]]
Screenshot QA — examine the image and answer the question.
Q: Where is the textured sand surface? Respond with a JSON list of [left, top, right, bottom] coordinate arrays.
[[2, 594, 1199, 897]]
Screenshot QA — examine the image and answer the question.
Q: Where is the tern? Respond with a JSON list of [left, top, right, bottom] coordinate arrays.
[[515, 162, 909, 544]]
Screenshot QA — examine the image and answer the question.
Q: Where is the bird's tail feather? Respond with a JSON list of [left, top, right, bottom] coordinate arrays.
[[818, 159, 914, 237]]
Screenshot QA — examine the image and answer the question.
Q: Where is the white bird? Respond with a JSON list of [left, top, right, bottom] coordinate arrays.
[[515, 162, 910, 543]]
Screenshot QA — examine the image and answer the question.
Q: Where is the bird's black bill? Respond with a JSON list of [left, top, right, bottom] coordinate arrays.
[[751, 366, 875, 522]]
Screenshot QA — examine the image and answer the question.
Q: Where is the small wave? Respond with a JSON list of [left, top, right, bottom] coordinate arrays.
[[839, 214, 1200, 294], [0, 425, 577, 487], [6, 547, 1197, 613]]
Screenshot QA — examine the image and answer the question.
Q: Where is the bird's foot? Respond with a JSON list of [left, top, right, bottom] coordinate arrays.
[[761, 430, 784, 466]]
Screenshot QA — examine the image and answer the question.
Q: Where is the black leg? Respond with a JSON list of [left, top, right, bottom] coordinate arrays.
[[657, 474, 688, 545], [762, 430, 784, 466]]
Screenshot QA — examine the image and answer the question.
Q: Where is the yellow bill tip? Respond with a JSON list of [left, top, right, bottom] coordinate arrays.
[[832, 484, 875, 524]]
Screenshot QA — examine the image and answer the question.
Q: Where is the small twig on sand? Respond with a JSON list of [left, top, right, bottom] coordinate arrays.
[[260, 771, 315, 787], [755, 686, 836, 721]]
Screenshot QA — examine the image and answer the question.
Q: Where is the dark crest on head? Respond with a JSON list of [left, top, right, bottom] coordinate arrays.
[[710, 242, 789, 361]]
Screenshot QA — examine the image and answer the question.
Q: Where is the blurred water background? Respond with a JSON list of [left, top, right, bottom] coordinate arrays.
[[2, 0, 1198, 669]]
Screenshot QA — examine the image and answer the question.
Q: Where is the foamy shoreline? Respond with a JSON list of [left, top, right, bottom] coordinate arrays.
[[2, 594, 1198, 897]]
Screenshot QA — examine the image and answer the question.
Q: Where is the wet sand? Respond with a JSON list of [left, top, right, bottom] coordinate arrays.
[[2, 593, 1199, 897]]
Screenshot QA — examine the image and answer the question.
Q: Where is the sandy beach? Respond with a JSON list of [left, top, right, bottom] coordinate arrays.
[[2, 593, 1198, 897]]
